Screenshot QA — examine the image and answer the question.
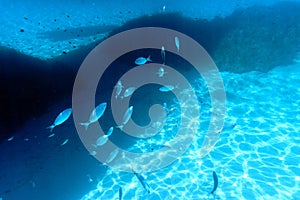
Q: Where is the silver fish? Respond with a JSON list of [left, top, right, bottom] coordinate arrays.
[[80, 102, 107, 130], [87, 174, 93, 183], [106, 148, 119, 163], [175, 36, 180, 52], [115, 80, 123, 99], [161, 46, 165, 64], [123, 106, 133, 125], [117, 106, 133, 131], [157, 67, 165, 77], [122, 87, 135, 98], [135, 56, 151, 65], [107, 126, 114, 136], [61, 139, 69, 146], [96, 135, 109, 146], [159, 85, 176, 92], [47, 108, 72, 132], [96, 127, 114, 146]]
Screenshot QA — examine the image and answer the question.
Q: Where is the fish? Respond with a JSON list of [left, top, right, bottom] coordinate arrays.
[[107, 126, 114, 137], [47, 108, 72, 132], [48, 133, 55, 138], [7, 136, 14, 141], [157, 67, 165, 77], [87, 174, 93, 182], [106, 148, 119, 163], [80, 102, 107, 130], [161, 46, 165, 64], [175, 36, 180, 52], [133, 171, 151, 194], [119, 186, 122, 200], [61, 139, 69, 146], [96, 127, 114, 146], [135, 56, 152, 65], [159, 85, 177, 92], [115, 80, 123, 99], [210, 171, 218, 195], [96, 135, 109, 146], [123, 106, 133, 125], [122, 87, 135, 98], [117, 106, 133, 130]]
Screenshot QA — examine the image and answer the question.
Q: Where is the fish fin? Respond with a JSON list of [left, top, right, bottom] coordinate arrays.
[[116, 125, 123, 131], [80, 122, 90, 130], [46, 125, 55, 132]]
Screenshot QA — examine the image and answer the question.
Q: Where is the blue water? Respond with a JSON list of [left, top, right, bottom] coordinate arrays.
[[0, 1, 299, 200]]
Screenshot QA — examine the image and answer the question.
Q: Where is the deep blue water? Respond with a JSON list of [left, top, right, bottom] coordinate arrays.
[[0, 1, 299, 200]]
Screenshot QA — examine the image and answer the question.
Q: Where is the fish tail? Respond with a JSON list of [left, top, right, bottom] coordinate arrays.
[[147, 55, 152, 62], [80, 122, 90, 130], [46, 125, 55, 132]]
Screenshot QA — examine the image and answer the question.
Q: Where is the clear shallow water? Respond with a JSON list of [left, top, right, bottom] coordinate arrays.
[[80, 64, 300, 200]]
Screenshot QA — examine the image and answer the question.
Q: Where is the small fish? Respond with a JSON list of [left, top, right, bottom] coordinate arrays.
[[210, 171, 218, 195], [161, 46, 165, 64], [95, 127, 113, 146], [122, 87, 135, 98], [96, 135, 109, 146], [7, 136, 14, 141], [80, 102, 107, 130], [175, 36, 180, 52], [47, 108, 72, 132], [133, 171, 151, 194], [87, 174, 93, 182], [107, 126, 114, 137], [135, 56, 152, 65], [157, 67, 165, 77], [159, 85, 177, 92], [106, 148, 119, 163], [119, 186, 122, 200], [117, 106, 133, 130], [162, 5, 166, 12], [61, 139, 69, 146], [115, 80, 123, 99], [48, 133, 55, 138], [30, 180, 36, 188], [96, 126, 114, 146]]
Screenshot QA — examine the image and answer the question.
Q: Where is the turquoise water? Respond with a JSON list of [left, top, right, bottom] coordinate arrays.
[[0, 1, 299, 200], [80, 65, 300, 200]]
